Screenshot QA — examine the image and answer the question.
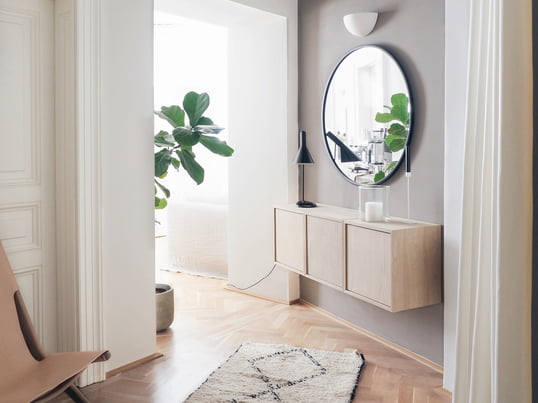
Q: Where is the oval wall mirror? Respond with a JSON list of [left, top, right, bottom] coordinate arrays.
[[322, 45, 412, 185]]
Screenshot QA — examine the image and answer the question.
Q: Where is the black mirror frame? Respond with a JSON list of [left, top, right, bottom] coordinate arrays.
[[321, 45, 414, 186]]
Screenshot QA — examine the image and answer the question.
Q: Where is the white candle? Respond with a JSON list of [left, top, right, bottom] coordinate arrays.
[[364, 201, 384, 222]]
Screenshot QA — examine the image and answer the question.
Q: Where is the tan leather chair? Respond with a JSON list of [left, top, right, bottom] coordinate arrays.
[[0, 242, 110, 402]]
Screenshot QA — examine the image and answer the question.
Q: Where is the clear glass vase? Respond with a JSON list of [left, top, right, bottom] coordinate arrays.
[[358, 185, 390, 222]]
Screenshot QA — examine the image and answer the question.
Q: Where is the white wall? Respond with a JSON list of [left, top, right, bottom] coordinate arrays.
[[231, 0, 299, 203], [100, 0, 156, 370], [227, 0, 299, 302], [444, 0, 470, 392], [227, 10, 295, 302]]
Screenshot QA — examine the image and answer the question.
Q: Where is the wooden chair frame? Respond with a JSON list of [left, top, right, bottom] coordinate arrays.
[[0, 242, 110, 403]]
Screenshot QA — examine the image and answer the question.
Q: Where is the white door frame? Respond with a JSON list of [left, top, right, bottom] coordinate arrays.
[[55, 0, 105, 385], [74, 0, 105, 385]]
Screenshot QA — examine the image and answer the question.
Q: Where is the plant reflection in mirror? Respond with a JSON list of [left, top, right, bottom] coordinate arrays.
[[154, 91, 234, 209], [373, 93, 410, 182]]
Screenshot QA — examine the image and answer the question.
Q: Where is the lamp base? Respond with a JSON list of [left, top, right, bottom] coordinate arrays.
[[296, 200, 317, 208]]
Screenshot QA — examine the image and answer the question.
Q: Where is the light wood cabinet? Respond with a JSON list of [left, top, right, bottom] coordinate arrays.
[[273, 204, 442, 312], [306, 216, 344, 288], [345, 220, 442, 311], [347, 226, 391, 307]]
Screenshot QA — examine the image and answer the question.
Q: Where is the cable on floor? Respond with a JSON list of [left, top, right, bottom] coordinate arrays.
[[226, 263, 277, 291]]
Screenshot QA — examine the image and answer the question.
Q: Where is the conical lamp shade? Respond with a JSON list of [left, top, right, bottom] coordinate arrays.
[[326, 131, 360, 162], [294, 131, 314, 164], [339, 146, 361, 163]]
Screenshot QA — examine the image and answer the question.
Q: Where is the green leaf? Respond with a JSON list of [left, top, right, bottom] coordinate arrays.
[[376, 94, 410, 125], [385, 134, 407, 152], [386, 161, 397, 172], [154, 179, 170, 198], [374, 171, 386, 182], [154, 130, 175, 147], [172, 127, 200, 147], [155, 149, 172, 177], [183, 92, 210, 126], [391, 93, 409, 108], [197, 116, 214, 125], [155, 197, 167, 209], [199, 135, 234, 156], [171, 157, 180, 170], [375, 113, 395, 123], [155, 105, 185, 127], [176, 149, 204, 185], [388, 123, 407, 138], [390, 104, 409, 125]]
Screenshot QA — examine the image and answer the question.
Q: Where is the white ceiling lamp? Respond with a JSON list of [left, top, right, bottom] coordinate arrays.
[[343, 12, 378, 37]]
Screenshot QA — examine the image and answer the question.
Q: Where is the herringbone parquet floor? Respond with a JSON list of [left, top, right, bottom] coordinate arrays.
[[52, 272, 450, 403]]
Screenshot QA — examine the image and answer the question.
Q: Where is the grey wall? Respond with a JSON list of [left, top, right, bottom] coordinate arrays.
[[298, 0, 445, 364], [531, 0, 538, 403]]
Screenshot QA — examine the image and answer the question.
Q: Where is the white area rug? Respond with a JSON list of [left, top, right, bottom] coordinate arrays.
[[184, 342, 365, 402]]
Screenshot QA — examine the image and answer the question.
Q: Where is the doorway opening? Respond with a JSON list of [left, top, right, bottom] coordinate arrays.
[[153, 0, 296, 328], [154, 11, 230, 281]]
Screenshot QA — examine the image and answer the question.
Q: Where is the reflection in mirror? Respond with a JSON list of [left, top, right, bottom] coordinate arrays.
[[323, 46, 412, 184]]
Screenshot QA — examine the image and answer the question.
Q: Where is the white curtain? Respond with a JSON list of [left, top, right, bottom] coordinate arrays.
[[453, 0, 533, 402]]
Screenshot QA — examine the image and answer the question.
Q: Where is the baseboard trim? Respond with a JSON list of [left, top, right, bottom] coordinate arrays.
[[436, 387, 452, 396], [300, 299, 444, 374], [224, 285, 300, 306], [105, 352, 163, 378]]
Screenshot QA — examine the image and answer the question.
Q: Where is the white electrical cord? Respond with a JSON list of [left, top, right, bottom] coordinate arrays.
[[227, 264, 277, 291], [406, 172, 411, 220]]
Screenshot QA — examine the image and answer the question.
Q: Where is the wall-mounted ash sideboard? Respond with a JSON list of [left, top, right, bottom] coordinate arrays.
[[273, 204, 442, 312]]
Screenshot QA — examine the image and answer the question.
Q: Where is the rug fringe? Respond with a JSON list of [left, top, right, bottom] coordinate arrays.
[[349, 353, 366, 403]]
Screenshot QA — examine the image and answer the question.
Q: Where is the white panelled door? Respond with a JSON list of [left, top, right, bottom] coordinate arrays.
[[0, 0, 57, 352]]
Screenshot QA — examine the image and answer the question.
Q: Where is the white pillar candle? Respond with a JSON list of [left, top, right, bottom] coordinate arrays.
[[364, 201, 384, 222]]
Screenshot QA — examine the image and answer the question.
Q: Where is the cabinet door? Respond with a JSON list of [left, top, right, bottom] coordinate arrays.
[[274, 209, 305, 273], [307, 216, 344, 288], [346, 225, 391, 307]]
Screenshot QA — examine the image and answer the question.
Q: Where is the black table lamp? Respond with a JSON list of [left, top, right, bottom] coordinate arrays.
[[326, 131, 361, 163], [294, 131, 316, 208]]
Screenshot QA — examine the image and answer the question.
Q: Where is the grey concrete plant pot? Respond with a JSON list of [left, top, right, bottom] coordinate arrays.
[[155, 283, 174, 332]]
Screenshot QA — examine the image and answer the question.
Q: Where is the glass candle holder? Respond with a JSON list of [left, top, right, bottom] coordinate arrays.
[[358, 185, 390, 222]]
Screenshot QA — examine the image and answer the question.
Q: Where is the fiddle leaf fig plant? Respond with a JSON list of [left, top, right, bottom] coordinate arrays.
[[373, 93, 410, 182], [154, 91, 234, 209], [375, 93, 410, 152]]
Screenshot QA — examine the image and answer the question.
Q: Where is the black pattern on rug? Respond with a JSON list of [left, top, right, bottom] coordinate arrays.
[[237, 347, 328, 402]]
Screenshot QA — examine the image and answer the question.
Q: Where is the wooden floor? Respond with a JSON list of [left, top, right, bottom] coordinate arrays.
[[52, 272, 450, 402]]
